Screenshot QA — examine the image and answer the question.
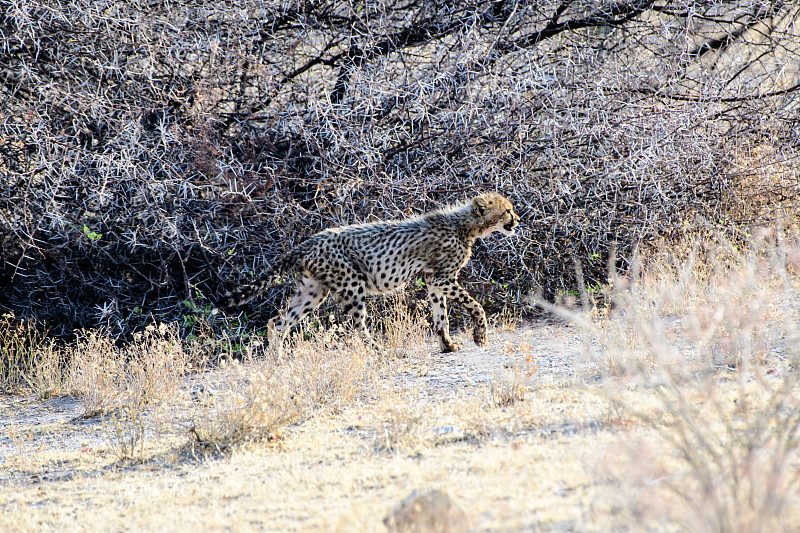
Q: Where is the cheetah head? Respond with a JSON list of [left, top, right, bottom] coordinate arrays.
[[472, 193, 520, 237]]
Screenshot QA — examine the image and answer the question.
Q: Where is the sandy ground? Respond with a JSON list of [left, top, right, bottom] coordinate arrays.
[[0, 323, 639, 532]]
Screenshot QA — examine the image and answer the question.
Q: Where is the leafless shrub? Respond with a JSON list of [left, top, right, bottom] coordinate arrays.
[[1, 1, 798, 339]]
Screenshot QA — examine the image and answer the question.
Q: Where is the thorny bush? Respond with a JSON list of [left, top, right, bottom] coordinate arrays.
[[1, 1, 799, 338]]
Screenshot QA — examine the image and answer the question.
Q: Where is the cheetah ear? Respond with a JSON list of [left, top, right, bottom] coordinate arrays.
[[472, 195, 489, 216]]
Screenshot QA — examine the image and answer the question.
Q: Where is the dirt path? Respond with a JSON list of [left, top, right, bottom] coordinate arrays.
[[408, 322, 591, 393], [0, 322, 623, 532], [1, 321, 591, 463]]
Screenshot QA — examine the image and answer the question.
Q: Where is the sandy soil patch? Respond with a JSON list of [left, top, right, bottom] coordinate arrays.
[[0, 322, 638, 532]]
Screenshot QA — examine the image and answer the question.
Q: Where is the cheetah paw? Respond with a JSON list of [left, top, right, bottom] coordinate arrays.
[[441, 340, 462, 353]]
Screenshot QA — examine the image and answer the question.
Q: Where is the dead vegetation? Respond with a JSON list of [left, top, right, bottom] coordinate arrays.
[[1, 229, 800, 530], [542, 230, 800, 532], [184, 329, 400, 457]]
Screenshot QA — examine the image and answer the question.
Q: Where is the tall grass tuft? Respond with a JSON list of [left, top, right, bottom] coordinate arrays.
[[68, 323, 190, 417], [0, 313, 64, 396], [582, 231, 800, 532], [185, 327, 393, 456]]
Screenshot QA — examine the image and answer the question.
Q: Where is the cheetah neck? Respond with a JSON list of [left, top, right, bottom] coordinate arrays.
[[425, 203, 486, 243]]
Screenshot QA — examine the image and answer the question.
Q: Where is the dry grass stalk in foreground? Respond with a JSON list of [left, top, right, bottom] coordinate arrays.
[[185, 327, 399, 457], [66, 324, 192, 460], [548, 233, 800, 532], [68, 323, 190, 418], [372, 294, 433, 360], [0, 313, 64, 396], [489, 341, 537, 407], [104, 405, 148, 461]]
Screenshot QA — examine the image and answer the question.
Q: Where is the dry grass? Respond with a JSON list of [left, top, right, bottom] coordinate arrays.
[[68, 323, 191, 418], [0, 314, 63, 397], [374, 294, 434, 361], [0, 306, 606, 531], [548, 230, 800, 532], [3, 231, 800, 531], [184, 328, 397, 457]]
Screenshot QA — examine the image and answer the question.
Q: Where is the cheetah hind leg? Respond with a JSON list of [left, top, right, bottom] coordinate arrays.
[[324, 279, 385, 353], [335, 288, 385, 352], [268, 275, 329, 357], [266, 317, 288, 358], [472, 319, 488, 348], [440, 335, 462, 353]]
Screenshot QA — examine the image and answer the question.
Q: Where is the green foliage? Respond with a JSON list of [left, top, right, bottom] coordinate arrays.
[[82, 224, 102, 242]]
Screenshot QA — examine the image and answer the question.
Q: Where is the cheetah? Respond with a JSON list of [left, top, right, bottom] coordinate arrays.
[[212, 193, 519, 353]]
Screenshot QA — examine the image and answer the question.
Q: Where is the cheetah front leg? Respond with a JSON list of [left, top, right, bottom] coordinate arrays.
[[431, 278, 488, 349], [427, 287, 461, 353]]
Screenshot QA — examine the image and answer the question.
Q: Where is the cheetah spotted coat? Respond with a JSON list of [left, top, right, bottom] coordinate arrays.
[[214, 193, 519, 352]]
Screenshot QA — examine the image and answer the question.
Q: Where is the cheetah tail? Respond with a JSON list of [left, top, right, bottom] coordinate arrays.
[[210, 246, 308, 316], [210, 267, 279, 315]]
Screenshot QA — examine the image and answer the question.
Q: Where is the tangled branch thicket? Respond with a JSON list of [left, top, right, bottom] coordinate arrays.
[[1, 1, 799, 337]]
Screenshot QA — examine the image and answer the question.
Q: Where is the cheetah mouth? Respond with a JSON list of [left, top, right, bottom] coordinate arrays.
[[503, 222, 517, 234]]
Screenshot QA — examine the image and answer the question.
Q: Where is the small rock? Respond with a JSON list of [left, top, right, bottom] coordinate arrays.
[[189, 384, 216, 402], [384, 489, 469, 533], [431, 425, 465, 445]]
